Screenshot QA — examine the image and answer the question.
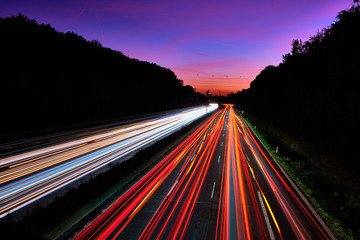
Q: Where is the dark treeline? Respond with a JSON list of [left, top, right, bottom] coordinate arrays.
[[229, 6, 360, 170], [0, 14, 207, 138]]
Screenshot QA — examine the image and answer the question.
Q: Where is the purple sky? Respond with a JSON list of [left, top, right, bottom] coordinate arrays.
[[0, 0, 353, 94]]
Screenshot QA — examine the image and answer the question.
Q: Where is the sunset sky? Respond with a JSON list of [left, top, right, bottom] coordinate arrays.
[[0, 0, 353, 95]]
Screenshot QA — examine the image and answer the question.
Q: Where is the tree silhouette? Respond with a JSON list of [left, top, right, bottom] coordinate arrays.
[[0, 14, 207, 141], [230, 6, 360, 164]]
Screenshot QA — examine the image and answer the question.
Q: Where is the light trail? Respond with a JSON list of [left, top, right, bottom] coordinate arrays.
[[216, 105, 267, 240], [72, 108, 225, 240], [0, 104, 218, 218], [70, 104, 333, 240], [234, 112, 330, 239]]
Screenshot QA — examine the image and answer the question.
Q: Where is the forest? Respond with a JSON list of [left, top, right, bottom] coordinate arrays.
[[228, 7, 360, 238], [0, 14, 207, 140], [229, 6, 360, 171]]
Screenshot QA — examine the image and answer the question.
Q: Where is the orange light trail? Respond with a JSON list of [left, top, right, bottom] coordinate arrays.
[[72, 109, 224, 240], [235, 113, 329, 240], [215, 105, 268, 240], [71, 104, 333, 240]]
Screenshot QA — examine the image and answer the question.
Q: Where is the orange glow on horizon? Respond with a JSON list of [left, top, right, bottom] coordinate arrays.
[[172, 67, 256, 95], [185, 79, 250, 95]]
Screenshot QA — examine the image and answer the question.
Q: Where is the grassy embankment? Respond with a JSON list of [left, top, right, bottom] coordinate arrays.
[[237, 110, 359, 240]]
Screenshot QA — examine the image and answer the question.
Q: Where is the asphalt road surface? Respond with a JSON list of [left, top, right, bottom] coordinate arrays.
[[0, 104, 218, 218], [72, 104, 335, 240]]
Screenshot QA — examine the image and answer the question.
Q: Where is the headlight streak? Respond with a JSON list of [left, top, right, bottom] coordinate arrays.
[[145, 110, 225, 240], [0, 104, 218, 218], [72, 109, 223, 240], [70, 104, 332, 240]]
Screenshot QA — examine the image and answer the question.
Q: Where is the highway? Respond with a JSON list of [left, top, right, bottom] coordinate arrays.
[[71, 104, 335, 240], [0, 104, 218, 218]]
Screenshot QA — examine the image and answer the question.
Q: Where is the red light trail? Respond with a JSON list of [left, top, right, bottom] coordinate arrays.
[[72, 105, 335, 240], [0, 105, 218, 218]]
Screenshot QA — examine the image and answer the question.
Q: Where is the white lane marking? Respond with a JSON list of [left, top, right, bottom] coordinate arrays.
[[257, 191, 275, 240], [251, 169, 256, 179], [246, 156, 250, 162], [190, 155, 196, 162], [218, 155, 221, 163], [221, 142, 223, 147], [167, 180, 179, 196], [211, 182, 216, 199], [248, 119, 337, 240]]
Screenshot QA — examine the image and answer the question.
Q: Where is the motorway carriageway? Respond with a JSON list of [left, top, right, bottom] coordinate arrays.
[[0, 104, 218, 218], [71, 104, 335, 240]]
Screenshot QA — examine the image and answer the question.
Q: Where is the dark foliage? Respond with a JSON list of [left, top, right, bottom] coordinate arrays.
[[229, 6, 360, 170], [0, 14, 207, 137]]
